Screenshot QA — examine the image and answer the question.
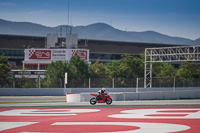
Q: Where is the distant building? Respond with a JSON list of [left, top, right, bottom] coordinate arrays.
[[0, 34, 181, 70]]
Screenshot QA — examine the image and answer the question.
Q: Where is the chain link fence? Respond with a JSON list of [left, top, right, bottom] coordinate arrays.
[[0, 77, 200, 89], [137, 77, 200, 88]]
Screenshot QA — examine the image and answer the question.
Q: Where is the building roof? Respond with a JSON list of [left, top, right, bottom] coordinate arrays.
[[0, 34, 182, 55]]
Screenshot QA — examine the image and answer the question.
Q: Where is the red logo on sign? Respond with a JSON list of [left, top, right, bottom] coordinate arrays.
[[72, 50, 87, 60], [29, 50, 51, 60]]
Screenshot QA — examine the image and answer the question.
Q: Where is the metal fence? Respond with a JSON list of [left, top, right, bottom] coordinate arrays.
[[138, 77, 200, 88], [0, 77, 200, 88]]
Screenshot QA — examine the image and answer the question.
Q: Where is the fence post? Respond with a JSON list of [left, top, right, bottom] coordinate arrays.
[[63, 78, 66, 88], [38, 75, 41, 88], [13, 77, 15, 88], [136, 78, 139, 93], [173, 77, 176, 91], [89, 78, 91, 89], [112, 78, 114, 88]]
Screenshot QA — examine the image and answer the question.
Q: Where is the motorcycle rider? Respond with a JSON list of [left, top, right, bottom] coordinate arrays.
[[96, 87, 107, 100]]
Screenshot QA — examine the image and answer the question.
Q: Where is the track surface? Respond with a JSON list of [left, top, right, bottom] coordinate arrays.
[[1, 97, 200, 132], [0, 106, 200, 133]]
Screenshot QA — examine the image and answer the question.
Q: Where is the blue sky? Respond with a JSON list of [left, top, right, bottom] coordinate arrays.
[[0, 0, 200, 40]]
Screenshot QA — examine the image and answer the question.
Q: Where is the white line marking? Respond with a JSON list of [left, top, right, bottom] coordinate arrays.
[[0, 109, 100, 116], [0, 122, 37, 131], [108, 109, 200, 119], [52, 122, 190, 133]]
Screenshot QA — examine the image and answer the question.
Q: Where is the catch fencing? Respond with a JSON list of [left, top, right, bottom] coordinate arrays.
[[0, 77, 200, 90]]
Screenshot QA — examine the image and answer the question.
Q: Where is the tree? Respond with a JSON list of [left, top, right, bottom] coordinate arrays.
[[118, 54, 144, 78], [89, 59, 110, 78], [105, 54, 144, 79], [67, 56, 89, 87], [175, 62, 200, 87], [43, 60, 67, 88], [67, 56, 89, 79], [153, 62, 176, 78], [151, 62, 176, 87], [89, 59, 111, 87], [0, 55, 11, 87], [106, 60, 120, 78], [105, 54, 144, 87], [176, 62, 200, 79]]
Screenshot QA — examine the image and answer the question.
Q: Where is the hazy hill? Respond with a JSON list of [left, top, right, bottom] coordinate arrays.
[[188, 38, 200, 45], [0, 18, 195, 45], [0, 18, 56, 35]]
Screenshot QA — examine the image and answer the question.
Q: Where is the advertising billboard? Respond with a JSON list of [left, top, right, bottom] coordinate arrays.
[[25, 49, 89, 62], [28, 49, 51, 60], [71, 49, 88, 60]]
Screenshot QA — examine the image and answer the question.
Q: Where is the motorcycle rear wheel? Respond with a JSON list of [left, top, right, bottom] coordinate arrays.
[[106, 98, 112, 105], [90, 97, 96, 105]]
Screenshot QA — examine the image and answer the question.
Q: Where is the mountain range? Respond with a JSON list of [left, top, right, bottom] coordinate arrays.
[[0, 18, 199, 45]]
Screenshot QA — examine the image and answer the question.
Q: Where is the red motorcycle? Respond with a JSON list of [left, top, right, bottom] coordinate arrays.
[[90, 92, 112, 105]]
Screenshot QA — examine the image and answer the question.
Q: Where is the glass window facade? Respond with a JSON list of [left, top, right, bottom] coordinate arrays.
[[90, 53, 122, 61], [24, 64, 38, 70], [0, 49, 24, 56]]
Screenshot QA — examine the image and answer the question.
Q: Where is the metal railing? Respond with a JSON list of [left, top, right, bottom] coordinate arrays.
[[0, 77, 200, 89]]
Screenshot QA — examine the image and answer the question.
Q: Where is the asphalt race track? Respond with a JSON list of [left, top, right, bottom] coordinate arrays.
[[0, 96, 200, 133]]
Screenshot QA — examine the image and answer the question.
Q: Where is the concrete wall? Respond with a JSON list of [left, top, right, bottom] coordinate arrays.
[[64, 88, 136, 93], [67, 90, 200, 102], [1, 87, 199, 96], [0, 88, 65, 96], [0, 88, 200, 102]]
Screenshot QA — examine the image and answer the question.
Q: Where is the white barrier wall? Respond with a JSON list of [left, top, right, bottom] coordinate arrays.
[[67, 90, 200, 102], [0, 88, 65, 96], [0, 88, 200, 102]]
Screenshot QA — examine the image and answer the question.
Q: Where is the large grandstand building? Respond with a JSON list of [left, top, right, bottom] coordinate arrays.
[[0, 34, 181, 70]]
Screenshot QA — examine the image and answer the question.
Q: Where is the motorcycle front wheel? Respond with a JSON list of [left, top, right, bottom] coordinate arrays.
[[106, 98, 112, 105], [90, 97, 97, 105]]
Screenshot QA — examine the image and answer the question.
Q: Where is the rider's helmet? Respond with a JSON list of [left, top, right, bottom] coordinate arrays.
[[102, 87, 106, 92]]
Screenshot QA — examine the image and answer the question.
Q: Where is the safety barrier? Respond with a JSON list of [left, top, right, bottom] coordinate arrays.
[[66, 90, 200, 102], [0, 88, 199, 102]]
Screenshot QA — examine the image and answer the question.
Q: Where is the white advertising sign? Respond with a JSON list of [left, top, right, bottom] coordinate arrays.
[[51, 49, 68, 61], [24, 49, 89, 62]]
